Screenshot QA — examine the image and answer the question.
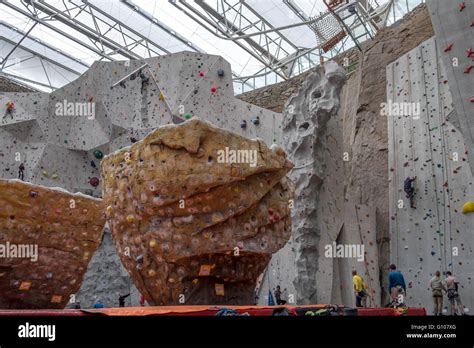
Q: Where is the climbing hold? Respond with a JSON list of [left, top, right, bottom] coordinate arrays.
[[470, 96, 474, 103], [149, 240, 157, 248], [50, 295, 62, 304], [251, 116, 260, 125], [444, 43, 453, 52], [29, 190, 38, 198], [51, 174, 59, 180], [192, 278, 199, 284], [126, 215, 135, 223], [42, 171, 49, 177], [198, 71, 205, 77], [183, 113, 192, 120], [130, 137, 137, 143], [94, 150, 104, 159], [217, 69, 225, 77], [210, 86, 217, 93], [471, 18, 474, 27], [19, 281, 31, 291], [64, 140, 68, 144], [106, 206, 113, 215], [464, 65, 473, 74], [459, 2, 466, 11], [159, 92, 165, 101], [461, 201, 474, 214], [240, 120, 247, 129], [90, 160, 97, 169], [199, 264, 212, 276], [148, 269, 156, 277], [89, 177, 99, 187], [467, 48, 474, 58], [215, 283, 225, 296]]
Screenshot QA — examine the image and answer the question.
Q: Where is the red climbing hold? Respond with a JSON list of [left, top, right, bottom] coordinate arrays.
[[467, 48, 474, 58], [90, 177, 100, 187], [470, 96, 474, 103], [198, 71, 205, 77], [471, 18, 474, 27], [210, 86, 217, 93], [459, 2, 466, 11], [444, 43, 453, 52], [464, 65, 473, 74]]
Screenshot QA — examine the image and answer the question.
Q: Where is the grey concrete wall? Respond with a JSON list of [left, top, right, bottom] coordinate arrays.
[[427, 0, 474, 174], [387, 37, 473, 313]]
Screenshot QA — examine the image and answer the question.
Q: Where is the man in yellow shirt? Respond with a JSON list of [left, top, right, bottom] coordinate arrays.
[[352, 270, 367, 307]]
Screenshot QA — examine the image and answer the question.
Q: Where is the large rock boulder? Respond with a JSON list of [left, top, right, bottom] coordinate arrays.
[[101, 118, 293, 305], [0, 179, 105, 309]]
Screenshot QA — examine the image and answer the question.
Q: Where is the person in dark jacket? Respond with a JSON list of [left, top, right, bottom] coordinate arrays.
[[404, 176, 417, 208], [274, 286, 287, 305], [118, 293, 130, 307], [388, 264, 407, 306]]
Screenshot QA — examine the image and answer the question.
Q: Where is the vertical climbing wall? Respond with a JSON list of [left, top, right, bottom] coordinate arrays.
[[427, 0, 474, 174], [387, 37, 473, 311]]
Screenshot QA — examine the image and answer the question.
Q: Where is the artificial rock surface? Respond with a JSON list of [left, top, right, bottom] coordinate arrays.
[[0, 179, 104, 309], [101, 118, 293, 305]]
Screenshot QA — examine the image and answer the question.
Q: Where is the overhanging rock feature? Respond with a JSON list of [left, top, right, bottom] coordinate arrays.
[[101, 118, 293, 305], [0, 179, 105, 309]]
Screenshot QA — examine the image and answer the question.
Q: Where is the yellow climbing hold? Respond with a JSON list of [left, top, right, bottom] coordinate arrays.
[[159, 92, 165, 101], [148, 269, 156, 277], [126, 215, 135, 223], [19, 281, 31, 291], [51, 295, 62, 303], [106, 205, 113, 214], [461, 201, 474, 214], [192, 278, 199, 284], [149, 239, 157, 248]]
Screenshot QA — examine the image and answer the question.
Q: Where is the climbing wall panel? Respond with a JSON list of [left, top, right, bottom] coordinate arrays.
[[387, 37, 473, 311]]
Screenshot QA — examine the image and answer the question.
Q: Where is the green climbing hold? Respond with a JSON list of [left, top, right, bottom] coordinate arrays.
[[42, 171, 49, 177], [184, 113, 192, 120], [64, 140, 68, 144], [51, 174, 59, 180], [94, 150, 104, 159]]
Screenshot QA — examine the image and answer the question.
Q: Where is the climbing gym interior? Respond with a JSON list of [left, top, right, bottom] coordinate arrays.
[[0, 0, 473, 335]]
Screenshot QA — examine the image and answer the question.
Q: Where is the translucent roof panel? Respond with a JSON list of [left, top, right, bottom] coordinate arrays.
[[245, 0, 320, 48]]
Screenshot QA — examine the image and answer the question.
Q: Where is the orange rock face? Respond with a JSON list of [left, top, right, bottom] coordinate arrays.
[[101, 118, 293, 305], [0, 179, 105, 309]]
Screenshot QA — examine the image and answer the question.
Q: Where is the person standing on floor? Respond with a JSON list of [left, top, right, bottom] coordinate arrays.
[[352, 270, 367, 308], [430, 271, 446, 316], [388, 264, 407, 306], [445, 271, 465, 316], [274, 286, 287, 305], [118, 293, 130, 307]]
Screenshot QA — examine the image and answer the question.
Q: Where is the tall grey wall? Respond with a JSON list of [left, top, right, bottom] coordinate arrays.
[[387, 37, 473, 312], [427, 0, 474, 174]]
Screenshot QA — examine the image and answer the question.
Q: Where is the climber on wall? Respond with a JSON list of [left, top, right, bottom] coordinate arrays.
[[404, 176, 417, 209], [388, 264, 407, 307], [352, 270, 367, 307], [118, 293, 130, 307], [445, 271, 466, 316], [18, 163, 25, 181], [430, 271, 446, 316]]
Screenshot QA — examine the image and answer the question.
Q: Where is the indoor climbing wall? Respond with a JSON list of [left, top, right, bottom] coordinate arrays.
[[427, 0, 474, 174], [387, 37, 473, 311], [0, 52, 281, 196]]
